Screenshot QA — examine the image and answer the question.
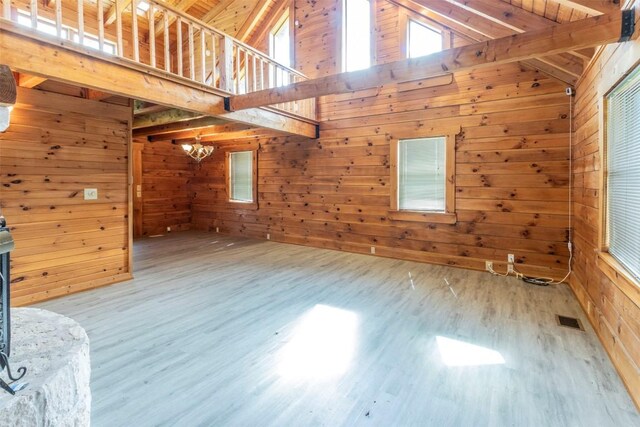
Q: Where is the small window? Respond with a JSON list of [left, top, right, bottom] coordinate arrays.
[[228, 151, 256, 205], [407, 19, 442, 58], [605, 65, 640, 282], [343, 0, 371, 72], [390, 133, 456, 224], [399, 137, 446, 211]]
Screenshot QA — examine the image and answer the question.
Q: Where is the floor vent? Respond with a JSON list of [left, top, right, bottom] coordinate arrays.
[[556, 315, 584, 331]]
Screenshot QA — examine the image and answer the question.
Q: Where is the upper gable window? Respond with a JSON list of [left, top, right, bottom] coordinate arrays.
[[343, 0, 371, 72], [407, 19, 442, 58], [270, 14, 291, 68]]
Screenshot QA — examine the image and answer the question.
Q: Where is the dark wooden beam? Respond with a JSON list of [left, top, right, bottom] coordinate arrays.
[[147, 123, 259, 142], [228, 12, 625, 111], [133, 116, 230, 137]]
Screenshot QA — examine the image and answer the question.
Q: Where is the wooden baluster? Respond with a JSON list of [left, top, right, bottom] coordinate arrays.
[[260, 59, 264, 91], [77, 0, 84, 46], [149, 5, 156, 67], [235, 46, 241, 94], [3, 0, 10, 20], [97, 0, 105, 52], [131, 0, 139, 61], [188, 24, 194, 80], [176, 17, 183, 76], [163, 11, 170, 72], [218, 36, 234, 93], [55, 0, 63, 38], [243, 51, 248, 94], [116, 0, 123, 56], [252, 55, 257, 93], [200, 28, 206, 83], [211, 34, 217, 88], [30, 0, 37, 28]]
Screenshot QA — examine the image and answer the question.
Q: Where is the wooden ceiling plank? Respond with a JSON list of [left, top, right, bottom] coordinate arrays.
[[246, 0, 289, 47], [553, 0, 619, 15], [200, 0, 237, 24], [227, 12, 624, 110], [235, 0, 274, 41]]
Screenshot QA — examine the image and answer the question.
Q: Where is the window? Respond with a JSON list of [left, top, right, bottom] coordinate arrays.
[[407, 19, 442, 58], [604, 65, 640, 282], [270, 14, 291, 87], [227, 150, 257, 207], [17, 10, 116, 54], [389, 133, 456, 224], [343, 0, 371, 72]]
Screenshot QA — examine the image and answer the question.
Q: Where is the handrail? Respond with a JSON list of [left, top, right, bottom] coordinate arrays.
[[0, 0, 316, 121]]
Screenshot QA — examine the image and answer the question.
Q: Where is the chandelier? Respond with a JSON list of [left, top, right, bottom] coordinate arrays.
[[181, 136, 214, 162]]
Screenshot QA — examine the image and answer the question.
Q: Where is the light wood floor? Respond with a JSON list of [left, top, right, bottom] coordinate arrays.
[[38, 231, 639, 426]]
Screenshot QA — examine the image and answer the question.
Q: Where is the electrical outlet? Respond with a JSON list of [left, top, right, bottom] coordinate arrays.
[[507, 264, 514, 274], [166, 226, 171, 232], [267, 233, 270, 240], [84, 188, 98, 200], [485, 261, 493, 271], [508, 254, 515, 264], [216, 227, 219, 233], [371, 246, 376, 254]]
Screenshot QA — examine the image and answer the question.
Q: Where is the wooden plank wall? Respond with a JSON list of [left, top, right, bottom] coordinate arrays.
[[570, 25, 640, 407], [189, 0, 572, 279], [0, 87, 132, 306], [139, 140, 194, 236]]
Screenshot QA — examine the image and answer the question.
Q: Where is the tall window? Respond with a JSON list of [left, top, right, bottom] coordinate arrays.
[[605, 65, 640, 281], [398, 137, 446, 211], [270, 14, 291, 86], [228, 151, 254, 203], [343, 0, 371, 72], [407, 19, 442, 58]]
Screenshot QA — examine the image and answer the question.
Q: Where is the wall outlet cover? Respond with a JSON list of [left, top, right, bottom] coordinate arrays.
[[508, 254, 515, 263], [84, 188, 98, 200]]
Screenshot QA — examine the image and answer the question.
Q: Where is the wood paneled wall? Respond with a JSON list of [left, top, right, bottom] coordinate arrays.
[[570, 28, 640, 407], [0, 87, 132, 305], [139, 140, 194, 236], [189, 0, 572, 280]]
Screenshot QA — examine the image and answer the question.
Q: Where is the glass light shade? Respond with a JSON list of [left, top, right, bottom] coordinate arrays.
[[0, 106, 12, 133]]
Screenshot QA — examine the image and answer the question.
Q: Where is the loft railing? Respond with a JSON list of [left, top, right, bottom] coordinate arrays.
[[0, 0, 316, 121]]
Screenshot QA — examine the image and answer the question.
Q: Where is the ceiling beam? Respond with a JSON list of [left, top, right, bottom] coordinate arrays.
[[412, 0, 584, 80], [147, 123, 256, 141], [246, 0, 289, 47], [18, 73, 47, 88], [172, 128, 278, 144], [446, 0, 594, 60], [227, 12, 625, 111], [554, 0, 620, 15], [133, 109, 205, 129], [133, 116, 230, 137]]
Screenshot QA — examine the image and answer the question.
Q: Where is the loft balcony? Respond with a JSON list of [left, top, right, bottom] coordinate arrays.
[[0, 0, 318, 137]]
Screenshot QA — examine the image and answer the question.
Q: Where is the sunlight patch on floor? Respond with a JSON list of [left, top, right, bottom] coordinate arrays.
[[436, 336, 505, 367], [278, 304, 358, 381]]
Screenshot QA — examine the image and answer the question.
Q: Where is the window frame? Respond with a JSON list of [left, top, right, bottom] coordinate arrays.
[[225, 149, 258, 210], [399, 10, 449, 59], [597, 62, 640, 293], [341, 0, 376, 73], [389, 130, 457, 224]]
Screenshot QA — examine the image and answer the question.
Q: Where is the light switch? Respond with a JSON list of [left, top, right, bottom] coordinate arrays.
[[84, 188, 98, 200]]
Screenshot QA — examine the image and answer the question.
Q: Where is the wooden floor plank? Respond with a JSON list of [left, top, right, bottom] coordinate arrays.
[[37, 231, 639, 426]]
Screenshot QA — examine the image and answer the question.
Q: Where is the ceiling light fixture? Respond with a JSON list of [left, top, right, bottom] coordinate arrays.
[[181, 135, 214, 162]]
